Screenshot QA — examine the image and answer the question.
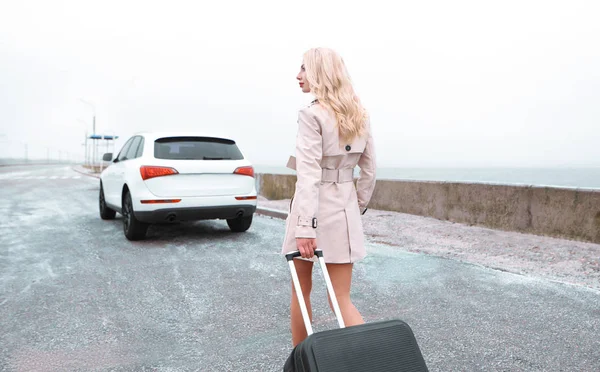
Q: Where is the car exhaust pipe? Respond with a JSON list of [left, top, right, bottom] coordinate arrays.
[[165, 213, 177, 222], [236, 210, 244, 218]]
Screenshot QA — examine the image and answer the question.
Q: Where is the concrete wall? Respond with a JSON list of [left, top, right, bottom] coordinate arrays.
[[255, 173, 600, 244]]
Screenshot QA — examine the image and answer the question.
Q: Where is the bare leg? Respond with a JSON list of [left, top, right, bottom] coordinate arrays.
[[290, 259, 314, 346], [325, 263, 364, 326]]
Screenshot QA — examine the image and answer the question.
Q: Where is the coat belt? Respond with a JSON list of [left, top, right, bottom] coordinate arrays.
[[321, 168, 354, 183], [286, 156, 354, 183]]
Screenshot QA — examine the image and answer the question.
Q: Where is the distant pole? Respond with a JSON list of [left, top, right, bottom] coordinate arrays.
[[93, 115, 96, 168], [81, 142, 86, 165], [84, 130, 88, 166], [100, 138, 104, 173], [79, 120, 89, 166], [79, 98, 96, 168]]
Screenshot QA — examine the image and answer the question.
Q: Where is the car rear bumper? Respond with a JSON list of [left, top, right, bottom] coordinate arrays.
[[134, 204, 257, 223]]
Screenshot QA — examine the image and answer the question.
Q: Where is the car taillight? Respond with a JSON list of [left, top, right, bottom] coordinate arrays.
[[235, 196, 257, 200], [140, 199, 182, 204], [234, 166, 254, 177], [140, 166, 179, 181]]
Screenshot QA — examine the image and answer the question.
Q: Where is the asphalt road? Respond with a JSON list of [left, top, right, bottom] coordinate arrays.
[[1, 165, 599, 372]]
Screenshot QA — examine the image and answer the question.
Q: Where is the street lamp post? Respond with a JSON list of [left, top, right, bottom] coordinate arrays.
[[78, 119, 90, 167], [79, 99, 96, 168]]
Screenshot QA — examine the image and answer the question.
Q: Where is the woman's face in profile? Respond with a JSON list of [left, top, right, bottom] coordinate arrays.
[[296, 64, 310, 93]]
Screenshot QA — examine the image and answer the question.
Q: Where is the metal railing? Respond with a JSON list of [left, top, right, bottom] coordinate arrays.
[[0, 141, 84, 166]]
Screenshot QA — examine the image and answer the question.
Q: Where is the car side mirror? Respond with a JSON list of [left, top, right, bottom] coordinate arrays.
[[102, 153, 113, 162]]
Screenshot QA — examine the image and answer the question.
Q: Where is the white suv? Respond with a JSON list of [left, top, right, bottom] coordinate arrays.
[[99, 132, 257, 240]]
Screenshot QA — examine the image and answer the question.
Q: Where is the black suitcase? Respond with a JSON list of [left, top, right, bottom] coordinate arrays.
[[283, 250, 429, 372]]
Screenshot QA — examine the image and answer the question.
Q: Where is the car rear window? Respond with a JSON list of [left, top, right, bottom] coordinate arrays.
[[154, 137, 244, 160]]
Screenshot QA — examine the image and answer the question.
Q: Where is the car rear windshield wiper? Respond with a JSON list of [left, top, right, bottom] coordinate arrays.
[[203, 157, 231, 160]]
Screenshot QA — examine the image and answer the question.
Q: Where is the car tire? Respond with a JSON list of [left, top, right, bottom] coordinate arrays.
[[227, 214, 253, 232], [122, 190, 149, 241], [99, 183, 116, 220]]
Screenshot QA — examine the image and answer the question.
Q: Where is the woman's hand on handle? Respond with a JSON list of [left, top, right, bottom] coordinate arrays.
[[296, 238, 317, 259]]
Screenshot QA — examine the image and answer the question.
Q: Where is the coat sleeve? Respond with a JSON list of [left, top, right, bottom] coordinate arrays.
[[357, 121, 376, 213], [293, 107, 322, 238]]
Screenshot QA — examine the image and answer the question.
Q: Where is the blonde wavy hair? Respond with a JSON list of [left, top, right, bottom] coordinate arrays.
[[303, 47, 368, 143]]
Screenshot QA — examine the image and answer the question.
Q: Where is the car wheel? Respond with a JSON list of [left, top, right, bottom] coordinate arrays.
[[99, 183, 116, 220], [227, 214, 253, 232], [122, 191, 149, 241]]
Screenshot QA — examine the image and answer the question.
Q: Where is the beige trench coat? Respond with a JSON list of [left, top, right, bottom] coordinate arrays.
[[281, 101, 377, 263]]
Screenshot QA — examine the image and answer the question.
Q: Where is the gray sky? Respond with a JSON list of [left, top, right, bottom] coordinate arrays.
[[1, 0, 599, 167]]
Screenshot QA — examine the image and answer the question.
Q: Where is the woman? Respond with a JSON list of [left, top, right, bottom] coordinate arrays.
[[281, 47, 377, 346]]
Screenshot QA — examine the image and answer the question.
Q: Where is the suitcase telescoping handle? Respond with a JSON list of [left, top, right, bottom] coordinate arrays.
[[285, 250, 346, 335]]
